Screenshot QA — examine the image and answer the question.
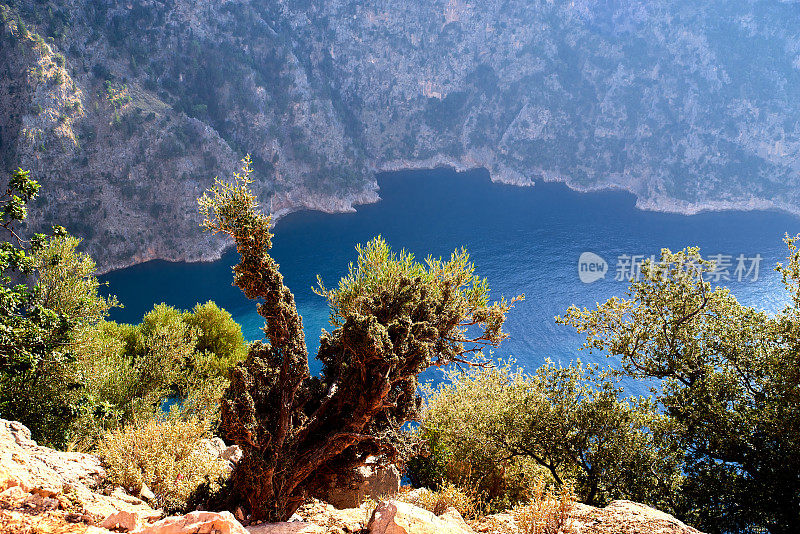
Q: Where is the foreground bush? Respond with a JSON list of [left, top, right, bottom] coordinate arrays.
[[409, 361, 678, 510], [97, 416, 227, 512], [70, 301, 246, 450], [406, 364, 541, 511], [198, 158, 519, 522]]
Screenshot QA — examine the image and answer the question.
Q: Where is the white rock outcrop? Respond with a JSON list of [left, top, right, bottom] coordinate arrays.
[[133, 510, 247, 534], [367, 500, 474, 534]]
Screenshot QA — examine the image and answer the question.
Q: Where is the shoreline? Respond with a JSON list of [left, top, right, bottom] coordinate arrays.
[[97, 161, 800, 275]]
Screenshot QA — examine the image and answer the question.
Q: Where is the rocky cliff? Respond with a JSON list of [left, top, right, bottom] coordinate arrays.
[[2, 0, 800, 271]]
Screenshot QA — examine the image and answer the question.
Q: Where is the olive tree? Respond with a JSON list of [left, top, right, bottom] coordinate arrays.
[[559, 242, 800, 534], [198, 158, 520, 522]]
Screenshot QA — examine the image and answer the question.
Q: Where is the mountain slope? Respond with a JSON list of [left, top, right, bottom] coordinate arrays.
[[2, 0, 800, 270]]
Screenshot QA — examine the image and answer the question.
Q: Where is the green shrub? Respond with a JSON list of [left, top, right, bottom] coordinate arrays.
[[70, 302, 247, 450], [406, 364, 544, 511], [0, 179, 118, 448], [98, 416, 227, 512], [69, 320, 174, 450], [16, 17, 29, 39], [182, 301, 248, 381], [104, 80, 132, 110], [408, 361, 677, 511]]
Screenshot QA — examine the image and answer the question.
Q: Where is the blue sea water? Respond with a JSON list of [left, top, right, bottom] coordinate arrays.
[[101, 168, 800, 393]]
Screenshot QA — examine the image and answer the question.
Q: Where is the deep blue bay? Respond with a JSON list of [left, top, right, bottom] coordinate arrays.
[[101, 168, 800, 394]]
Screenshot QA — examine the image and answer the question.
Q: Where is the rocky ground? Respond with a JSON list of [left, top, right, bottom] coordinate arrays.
[[0, 419, 702, 534]]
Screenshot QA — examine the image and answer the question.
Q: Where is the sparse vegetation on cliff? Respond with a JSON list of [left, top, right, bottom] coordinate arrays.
[[4, 0, 800, 271]]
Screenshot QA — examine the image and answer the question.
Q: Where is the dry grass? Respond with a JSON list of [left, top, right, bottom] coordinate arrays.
[[398, 483, 480, 519], [513, 478, 576, 534], [97, 417, 227, 512]]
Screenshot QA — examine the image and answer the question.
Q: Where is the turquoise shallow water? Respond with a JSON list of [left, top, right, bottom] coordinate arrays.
[[101, 168, 800, 393]]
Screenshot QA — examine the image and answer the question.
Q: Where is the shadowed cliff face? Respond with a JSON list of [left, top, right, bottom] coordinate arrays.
[[2, 0, 800, 270]]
